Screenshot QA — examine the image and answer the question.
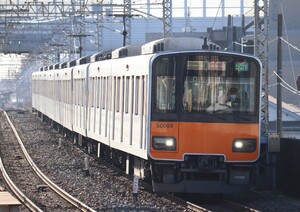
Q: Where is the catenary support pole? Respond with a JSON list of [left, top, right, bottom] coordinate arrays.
[[277, 13, 283, 136]]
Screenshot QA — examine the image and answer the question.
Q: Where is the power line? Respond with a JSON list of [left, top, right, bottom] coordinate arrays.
[[281, 37, 300, 52], [273, 71, 300, 96], [280, 2, 300, 105]]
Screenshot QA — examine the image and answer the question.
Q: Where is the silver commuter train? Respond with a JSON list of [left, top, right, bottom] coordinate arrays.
[[32, 37, 261, 193]]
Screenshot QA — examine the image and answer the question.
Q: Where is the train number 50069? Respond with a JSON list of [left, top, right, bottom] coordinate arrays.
[[156, 123, 174, 128]]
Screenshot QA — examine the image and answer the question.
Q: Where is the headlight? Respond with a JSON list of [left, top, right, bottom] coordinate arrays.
[[232, 138, 256, 152], [152, 137, 176, 151]]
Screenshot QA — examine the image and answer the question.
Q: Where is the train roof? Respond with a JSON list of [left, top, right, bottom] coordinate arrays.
[[39, 37, 220, 71], [79, 55, 91, 64], [141, 37, 220, 54], [111, 45, 142, 59], [110, 37, 219, 59], [90, 50, 112, 62]]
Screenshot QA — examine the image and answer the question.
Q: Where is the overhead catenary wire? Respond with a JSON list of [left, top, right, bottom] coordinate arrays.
[[263, 28, 300, 101], [280, 2, 300, 105], [281, 83, 300, 95], [208, 0, 223, 41], [280, 37, 300, 53], [268, 35, 300, 101], [211, 0, 223, 30], [273, 71, 300, 96]]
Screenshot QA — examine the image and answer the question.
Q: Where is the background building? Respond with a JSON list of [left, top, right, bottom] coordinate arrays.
[[0, 0, 299, 109]]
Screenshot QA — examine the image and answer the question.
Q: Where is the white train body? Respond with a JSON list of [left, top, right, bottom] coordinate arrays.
[[33, 53, 153, 160]]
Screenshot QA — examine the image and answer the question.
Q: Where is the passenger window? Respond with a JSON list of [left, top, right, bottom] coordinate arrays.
[[102, 77, 106, 109], [135, 76, 140, 115], [131, 76, 134, 114], [116, 77, 121, 112], [125, 76, 130, 113], [153, 57, 177, 113], [97, 77, 100, 108]]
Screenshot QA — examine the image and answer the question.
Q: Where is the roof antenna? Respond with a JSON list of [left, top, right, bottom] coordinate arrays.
[[202, 37, 208, 49]]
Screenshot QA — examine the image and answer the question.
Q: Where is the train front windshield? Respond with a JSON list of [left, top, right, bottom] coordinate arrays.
[[151, 53, 260, 123]]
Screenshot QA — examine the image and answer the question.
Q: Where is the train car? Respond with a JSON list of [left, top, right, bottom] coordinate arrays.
[[32, 37, 261, 193], [149, 49, 261, 193], [55, 64, 73, 132], [32, 68, 55, 120], [72, 62, 91, 138], [32, 71, 40, 112], [86, 47, 151, 160]]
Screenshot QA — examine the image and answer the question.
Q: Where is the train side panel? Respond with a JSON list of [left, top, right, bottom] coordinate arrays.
[[87, 60, 112, 146], [53, 69, 60, 124], [44, 71, 55, 121], [37, 72, 47, 117], [73, 64, 90, 137], [31, 73, 39, 112], [108, 56, 150, 159], [86, 55, 152, 159], [60, 68, 73, 131]]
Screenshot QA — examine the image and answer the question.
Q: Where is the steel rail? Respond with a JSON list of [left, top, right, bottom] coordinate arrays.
[[3, 111, 96, 212], [0, 156, 43, 211]]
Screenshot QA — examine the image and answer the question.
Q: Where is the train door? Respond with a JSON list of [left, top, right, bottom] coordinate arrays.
[[70, 68, 74, 131], [83, 64, 91, 137]]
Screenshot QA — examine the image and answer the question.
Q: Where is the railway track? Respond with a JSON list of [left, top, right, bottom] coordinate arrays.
[[1, 109, 190, 211], [0, 110, 95, 211], [168, 192, 261, 212]]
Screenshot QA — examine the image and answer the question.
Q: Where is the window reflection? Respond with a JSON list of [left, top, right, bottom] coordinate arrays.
[[152, 54, 258, 116], [154, 57, 176, 112], [182, 55, 256, 114]]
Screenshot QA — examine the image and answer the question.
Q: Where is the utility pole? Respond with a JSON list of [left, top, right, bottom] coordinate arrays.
[[104, 0, 137, 47], [108, 13, 139, 47], [254, 0, 269, 139], [162, 0, 173, 38], [93, 4, 104, 52], [277, 13, 283, 136], [50, 43, 65, 62], [254, 0, 273, 190], [67, 34, 91, 58], [124, 0, 132, 45]]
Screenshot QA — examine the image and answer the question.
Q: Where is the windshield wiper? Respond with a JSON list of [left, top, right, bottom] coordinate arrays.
[[205, 112, 226, 120], [233, 114, 251, 121]]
